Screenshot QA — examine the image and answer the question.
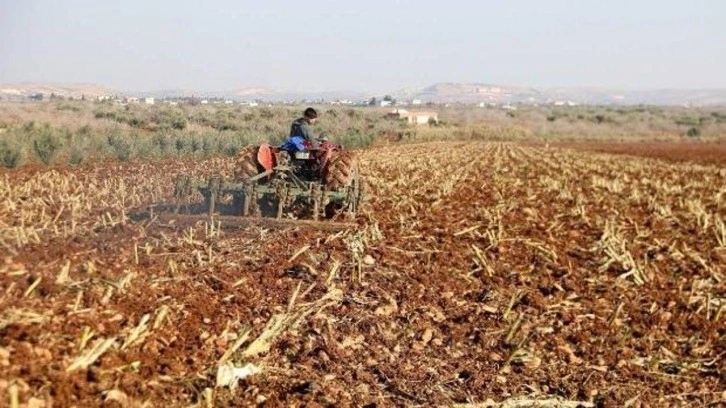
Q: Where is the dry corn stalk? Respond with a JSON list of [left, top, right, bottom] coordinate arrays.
[[243, 288, 342, 359], [454, 396, 594, 408], [67, 337, 117, 371]]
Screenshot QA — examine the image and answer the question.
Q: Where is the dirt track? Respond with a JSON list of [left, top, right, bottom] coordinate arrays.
[[1, 142, 725, 407]]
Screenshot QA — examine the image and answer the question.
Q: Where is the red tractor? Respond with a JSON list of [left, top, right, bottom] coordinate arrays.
[[234, 139, 356, 191]]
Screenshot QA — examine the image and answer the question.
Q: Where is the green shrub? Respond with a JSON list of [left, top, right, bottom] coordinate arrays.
[[0, 140, 25, 168], [675, 117, 699, 127], [22, 121, 37, 133], [33, 128, 63, 165], [107, 131, 133, 161], [686, 127, 701, 138], [189, 137, 201, 154], [223, 141, 241, 157], [77, 124, 93, 136], [259, 108, 275, 119], [174, 137, 187, 155], [171, 116, 187, 130], [57, 103, 82, 112], [213, 118, 238, 131], [69, 144, 85, 166], [127, 117, 147, 128], [152, 133, 170, 155], [202, 137, 216, 157]]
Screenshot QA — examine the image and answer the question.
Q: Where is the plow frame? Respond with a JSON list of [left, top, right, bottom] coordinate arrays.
[[174, 165, 361, 221]]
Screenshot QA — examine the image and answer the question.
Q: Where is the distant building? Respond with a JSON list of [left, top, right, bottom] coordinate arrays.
[[330, 99, 353, 105], [553, 101, 578, 107], [380, 100, 392, 107], [411, 99, 422, 106], [144, 97, 155, 105], [125, 96, 139, 103], [387, 109, 439, 125]]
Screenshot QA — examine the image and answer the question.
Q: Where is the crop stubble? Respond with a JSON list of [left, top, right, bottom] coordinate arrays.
[[0, 142, 724, 407]]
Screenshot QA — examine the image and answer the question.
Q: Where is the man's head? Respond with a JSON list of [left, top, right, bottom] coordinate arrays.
[[304, 107, 318, 123]]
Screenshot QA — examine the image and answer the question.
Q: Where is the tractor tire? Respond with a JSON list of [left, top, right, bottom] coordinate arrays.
[[233, 145, 260, 181], [324, 151, 358, 190]]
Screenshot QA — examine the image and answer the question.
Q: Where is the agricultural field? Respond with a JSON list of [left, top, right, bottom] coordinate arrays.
[[1, 141, 724, 407]]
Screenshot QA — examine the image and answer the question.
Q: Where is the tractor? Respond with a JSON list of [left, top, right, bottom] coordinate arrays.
[[173, 139, 362, 224]]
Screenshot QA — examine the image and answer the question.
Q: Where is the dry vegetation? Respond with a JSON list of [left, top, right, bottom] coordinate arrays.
[[1, 139, 724, 406], [1, 101, 725, 169]]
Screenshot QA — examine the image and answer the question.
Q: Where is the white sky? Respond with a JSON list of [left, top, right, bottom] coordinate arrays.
[[1, 0, 724, 92]]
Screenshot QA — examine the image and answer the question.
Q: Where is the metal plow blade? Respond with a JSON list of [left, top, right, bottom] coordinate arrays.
[[154, 213, 358, 232]]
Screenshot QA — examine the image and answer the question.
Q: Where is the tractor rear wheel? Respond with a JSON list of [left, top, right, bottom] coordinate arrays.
[[324, 151, 360, 219], [323, 151, 358, 190], [233, 145, 260, 181]]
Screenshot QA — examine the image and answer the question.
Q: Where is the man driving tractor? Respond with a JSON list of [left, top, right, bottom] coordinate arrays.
[[282, 107, 319, 151]]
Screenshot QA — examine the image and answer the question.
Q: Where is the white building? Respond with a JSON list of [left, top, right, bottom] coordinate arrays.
[[387, 109, 439, 125]]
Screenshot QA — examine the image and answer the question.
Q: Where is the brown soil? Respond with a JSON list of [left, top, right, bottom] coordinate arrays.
[[1, 142, 724, 407], [552, 141, 726, 166]]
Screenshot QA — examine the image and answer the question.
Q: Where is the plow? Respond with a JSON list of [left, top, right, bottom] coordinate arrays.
[[169, 140, 363, 230]]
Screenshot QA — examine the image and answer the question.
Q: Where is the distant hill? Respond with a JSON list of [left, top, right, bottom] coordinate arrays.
[[2, 82, 725, 106], [223, 82, 726, 106], [231, 87, 370, 102], [392, 83, 726, 106], [0, 83, 116, 99]]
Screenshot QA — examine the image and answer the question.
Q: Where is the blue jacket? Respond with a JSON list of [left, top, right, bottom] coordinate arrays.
[[280, 136, 306, 152]]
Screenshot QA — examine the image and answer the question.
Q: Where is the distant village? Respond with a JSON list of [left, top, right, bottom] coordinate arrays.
[[1, 93, 448, 126], [2, 81, 724, 107], [0, 89, 581, 112]]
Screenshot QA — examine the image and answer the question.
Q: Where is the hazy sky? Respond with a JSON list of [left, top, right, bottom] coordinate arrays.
[[1, 0, 724, 92]]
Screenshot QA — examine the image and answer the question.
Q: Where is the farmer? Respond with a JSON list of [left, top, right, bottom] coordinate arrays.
[[282, 107, 319, 151]]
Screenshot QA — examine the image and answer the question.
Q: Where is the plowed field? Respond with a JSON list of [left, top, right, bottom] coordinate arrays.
[[1, 142, 724, 407]]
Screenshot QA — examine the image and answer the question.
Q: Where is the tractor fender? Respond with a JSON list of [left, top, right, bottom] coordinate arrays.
[[257, 144, 274, 172]]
